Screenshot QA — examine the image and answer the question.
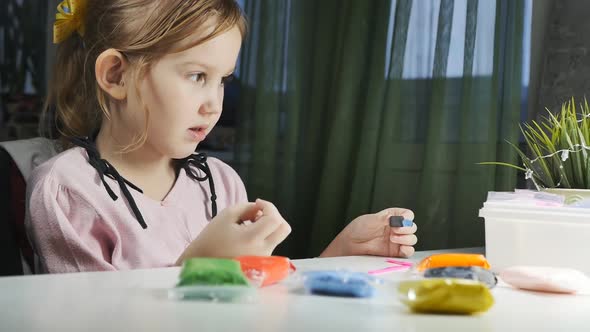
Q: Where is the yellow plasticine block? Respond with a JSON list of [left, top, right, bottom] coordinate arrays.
[[398, 279, 494, 315]]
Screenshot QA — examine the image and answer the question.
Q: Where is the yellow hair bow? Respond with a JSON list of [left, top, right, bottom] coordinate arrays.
[[53, 0, 87, 44]]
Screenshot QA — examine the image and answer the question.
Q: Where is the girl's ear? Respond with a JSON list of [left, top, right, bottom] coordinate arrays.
[[95, 49, 129, 100]]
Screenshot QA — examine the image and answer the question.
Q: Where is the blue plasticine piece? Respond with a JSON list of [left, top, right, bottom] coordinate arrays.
[[389, 216, 414, 228], [423, 266, 498, 288], [303, 271, 376, 298]]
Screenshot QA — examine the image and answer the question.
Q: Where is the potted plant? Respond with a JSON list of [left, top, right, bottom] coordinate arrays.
[[481, 97, 590, 205]]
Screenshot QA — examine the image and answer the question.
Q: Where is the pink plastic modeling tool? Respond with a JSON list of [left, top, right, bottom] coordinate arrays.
[[368, 265, 409, 275], [366, 259, 414, 275], [385, 259, 413, 267]]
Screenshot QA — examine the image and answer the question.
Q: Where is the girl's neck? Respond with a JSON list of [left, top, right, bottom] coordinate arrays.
[[95, 124, 177, 201]]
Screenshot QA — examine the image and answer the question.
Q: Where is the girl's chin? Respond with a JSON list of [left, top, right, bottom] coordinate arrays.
[[166, 144, 200, 160]]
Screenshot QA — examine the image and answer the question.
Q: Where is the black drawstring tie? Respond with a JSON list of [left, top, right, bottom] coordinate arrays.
[[71, 137, 217, 229], [177, 153, 218, 218]]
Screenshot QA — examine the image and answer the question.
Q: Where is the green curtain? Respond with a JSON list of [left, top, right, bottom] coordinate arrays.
[[236, 0, 525, 258], [0, 0, 48, 94]]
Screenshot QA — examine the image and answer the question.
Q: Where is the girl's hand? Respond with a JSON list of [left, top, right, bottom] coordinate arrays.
[[176, 199, 291, 264], [320, 208, 417, 258]]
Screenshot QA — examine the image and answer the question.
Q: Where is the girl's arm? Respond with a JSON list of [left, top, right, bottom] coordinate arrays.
[[26, 177, 116, 273]]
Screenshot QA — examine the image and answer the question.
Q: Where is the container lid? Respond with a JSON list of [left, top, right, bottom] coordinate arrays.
[[479, 200, 590, 223]]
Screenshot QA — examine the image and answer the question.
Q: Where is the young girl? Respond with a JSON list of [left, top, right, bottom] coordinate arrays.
[[26, 0, 418, 274]]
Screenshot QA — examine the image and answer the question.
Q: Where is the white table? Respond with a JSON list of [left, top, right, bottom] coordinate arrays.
[[1, 248, 589, 332]]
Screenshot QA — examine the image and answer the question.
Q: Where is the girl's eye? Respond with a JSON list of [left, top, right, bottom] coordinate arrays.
[[221, 74, 235, 87], [188, 73, 205, 83]]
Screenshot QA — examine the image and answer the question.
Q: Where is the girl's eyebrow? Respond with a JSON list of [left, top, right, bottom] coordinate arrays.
[[179, 60, 208, 67], [178, 61, 235, 75], [180, 60, 236, 75]]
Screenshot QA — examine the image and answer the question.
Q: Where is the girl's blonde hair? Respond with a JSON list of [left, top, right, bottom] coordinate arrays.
[[43, 0, 247, 150]]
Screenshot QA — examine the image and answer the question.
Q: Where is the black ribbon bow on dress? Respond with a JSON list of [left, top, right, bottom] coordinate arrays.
[[177, 152, 218, 218], [71, 137, 217, 229]]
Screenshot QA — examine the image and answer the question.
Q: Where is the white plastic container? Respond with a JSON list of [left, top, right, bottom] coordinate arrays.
[[479, 201, 590, 275]]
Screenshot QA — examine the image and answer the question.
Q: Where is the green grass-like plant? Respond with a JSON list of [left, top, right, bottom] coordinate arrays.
[[481, 98, 590, 189]]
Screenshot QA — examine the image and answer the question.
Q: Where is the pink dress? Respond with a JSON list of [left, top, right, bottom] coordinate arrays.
[[25, 147, 248, 273]]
